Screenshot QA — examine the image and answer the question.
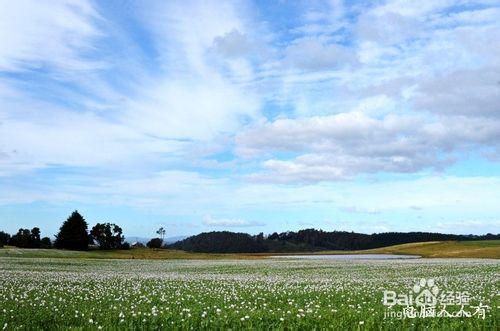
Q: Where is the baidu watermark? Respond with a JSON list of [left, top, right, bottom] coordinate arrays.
[[382, 278, 490, 319]]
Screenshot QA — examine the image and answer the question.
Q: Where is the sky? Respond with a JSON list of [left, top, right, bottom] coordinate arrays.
[[1, 0, 499, 238]]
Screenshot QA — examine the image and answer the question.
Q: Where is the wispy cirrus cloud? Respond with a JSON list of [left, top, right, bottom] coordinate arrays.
[[0, 0, 261, 177], [0, 0, 102, 72]]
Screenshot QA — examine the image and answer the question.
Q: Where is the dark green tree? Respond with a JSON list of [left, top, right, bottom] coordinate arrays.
[[12, 229, 30, 247], [268, 232, 279, 240], [0, 231, 11, 248], [40, 237, 52, 249], [9, 228, 41, 248], [31, 227, 41, 246], [170, 231, 266, 253], [54, 211, 90, 251], [147, 238, 163, 249], [90, 223, 124, 250]]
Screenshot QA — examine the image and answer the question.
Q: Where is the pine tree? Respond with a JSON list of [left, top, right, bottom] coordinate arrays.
[[54, 210, 90, 251]]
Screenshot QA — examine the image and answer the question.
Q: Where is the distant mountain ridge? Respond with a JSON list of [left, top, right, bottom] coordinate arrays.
[[125, 235, 188, 245]]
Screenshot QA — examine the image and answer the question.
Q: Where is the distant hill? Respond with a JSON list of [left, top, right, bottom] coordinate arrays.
[[169, 229, 500, 253]]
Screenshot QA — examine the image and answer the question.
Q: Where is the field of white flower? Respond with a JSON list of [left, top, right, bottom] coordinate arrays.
[[0, 257, 498, 330]]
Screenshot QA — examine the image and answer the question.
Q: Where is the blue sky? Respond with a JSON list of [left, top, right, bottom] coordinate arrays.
[[1, 0, 499, 238]]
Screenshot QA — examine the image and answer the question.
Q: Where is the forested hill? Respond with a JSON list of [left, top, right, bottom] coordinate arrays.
[[169, 229, 499, 253]]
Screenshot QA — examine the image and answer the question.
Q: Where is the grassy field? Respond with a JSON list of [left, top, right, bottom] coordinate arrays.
[[0, 246, 253, 260], [318, 240, 500, 259], [363, 240, 500, 258], [1, 240, 498, 259], [0, 257, 497, 330]]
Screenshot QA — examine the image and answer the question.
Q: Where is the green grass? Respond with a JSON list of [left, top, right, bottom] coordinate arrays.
[[0, 257, 498, 330], [460, 240, 500, 247], [362, 240, 500, 258]]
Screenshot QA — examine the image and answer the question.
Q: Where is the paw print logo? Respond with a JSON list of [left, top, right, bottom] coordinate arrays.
[[413, 278, 439, 307]]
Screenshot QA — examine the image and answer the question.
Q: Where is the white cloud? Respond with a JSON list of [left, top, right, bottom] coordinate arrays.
[[0, 0, 102, 72], [0, 89, 183, 176], [283, 38, 356, 71], [339, 206, 381, 215], [356, 10, 420, 45], [238, 111, 500, 182], [118, 0, 262, 141], [236, 112, 437, 181], [124, 76, 260, 141], [232, 0, 500, 183], [138, 0, 249, 73], [212, 29, 254, 58], [0, 0, 262, 175], [203, 215, 264, 227], [413, 66, 500, 117], [1, 0, 500, 234]]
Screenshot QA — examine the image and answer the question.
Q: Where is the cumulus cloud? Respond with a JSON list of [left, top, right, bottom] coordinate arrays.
[[230, 0, 500, 183], [414, 67, 500, 117], [237, 109, 500, 182], [238, 113, 425, 181]]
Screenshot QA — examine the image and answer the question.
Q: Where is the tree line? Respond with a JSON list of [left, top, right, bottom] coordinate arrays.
[[169, 229, 500, 253], [0, 211, 129, 251], [0, 210, 169, 251]]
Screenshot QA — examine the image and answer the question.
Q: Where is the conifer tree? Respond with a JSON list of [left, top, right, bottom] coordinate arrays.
[[54, 210, 90, 250]]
